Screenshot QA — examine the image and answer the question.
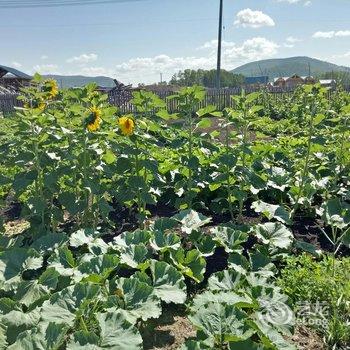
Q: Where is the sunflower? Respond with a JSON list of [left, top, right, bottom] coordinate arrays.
[[118, 116, 135, 136], [115, 288, 124, 298], [42, 79, 59, 99], [86, 107, 102, 132], [24, 98, 46, 111]]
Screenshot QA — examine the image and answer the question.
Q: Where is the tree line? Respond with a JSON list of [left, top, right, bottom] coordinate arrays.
[[169, 69, 245, 88]]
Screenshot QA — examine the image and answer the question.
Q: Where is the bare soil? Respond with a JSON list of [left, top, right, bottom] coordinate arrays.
[[141, 305, 196, 350], [290, 326, 325, 350]]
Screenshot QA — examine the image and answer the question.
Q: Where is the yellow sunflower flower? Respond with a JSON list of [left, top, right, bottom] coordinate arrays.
[[86, 107, 102, 132], [42, 79, 59, 99], [115, 288, 124, 298], [118, 116, 135, 136], [24, 98, 46, 111]]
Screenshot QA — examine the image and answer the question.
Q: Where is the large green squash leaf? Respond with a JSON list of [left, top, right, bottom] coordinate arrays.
[[1, 309, 41, 344], [150, 260, 186, 304], [173, 210, 211, 234], [208, 270, 244, 291], [7, 323, 68, 350], [120, 244, 150, 269], [253, 223, 293, 254], [0, 248, 43, 292], [251, 201, 291, 225], [189, 303, 254, 344], [108, 277, 161, 324], [78, 254, 120, 282], [316, 198, 350, 230], [210, 226, 248, 253], [30, 232, 68, 254], [70, 229, 108, 255], [40, 282, 101, 327], [0, 324, 7, 350], [229, 339, 265, 349], [13, 280, 49, 307], [66, 331, 100, 350], [191, 291, 254, 312], [97, 311, 143, 349], [170, 248, 206, 283], [150, 231, 181, 252], [47, 246, 83, 281], [113, 230, 151, 249]]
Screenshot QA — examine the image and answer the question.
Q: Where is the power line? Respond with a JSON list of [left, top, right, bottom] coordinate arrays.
[[0, 0, 145, 8], [0, 16, 218, 28]]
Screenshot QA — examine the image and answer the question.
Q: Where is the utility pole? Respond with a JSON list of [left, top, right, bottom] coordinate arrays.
[[216, 0, 223, 89]]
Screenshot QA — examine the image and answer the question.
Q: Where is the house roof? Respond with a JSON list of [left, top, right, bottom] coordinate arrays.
[[274, 75, 315, 83], [0, 65, 32, 79], [320, 79, 336, 84], [274, 77, 289, 82], [286, 74, 303, 80], [245, 76, 269, 85]]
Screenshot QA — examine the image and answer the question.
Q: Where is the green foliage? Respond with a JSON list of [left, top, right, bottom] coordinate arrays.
[[169, 69, 245, 88], [278, 254, 350, 348], [0, 76, 350, 349], [232, 56, 350, 79]]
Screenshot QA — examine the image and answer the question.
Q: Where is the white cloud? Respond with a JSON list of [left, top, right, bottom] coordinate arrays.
[[234, 8, 275, 28], [328, 51, 350, 66], [332, 51, 350, 59], [114, 37, 278, 85], [33, 64, 59, 74], [286, 36, 302, 43], [11, 61, 22, 68], [41, 55, 48, 60], [313, 31, 335, 39], [115, 54, 214, 76], [66, 53, 98, 64], [49, 38, 278, 85], [335, 30, 350, 37], [198, 40, 236, 50], [223, 37, 279, 61], [284, 36, 302, 48], [313, 30, 350, 38], [80, 66, 109, 76], [276, 0, 311, 6]]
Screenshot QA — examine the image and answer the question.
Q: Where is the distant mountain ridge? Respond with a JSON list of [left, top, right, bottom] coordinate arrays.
[[43, 75, 116, 88], [41, 57, 350, 88], [232, 56, 350, 79]]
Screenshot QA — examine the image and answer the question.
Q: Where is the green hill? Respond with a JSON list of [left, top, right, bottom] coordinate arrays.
[[43, 75, 116, 88], [232, 56, 350, 79]]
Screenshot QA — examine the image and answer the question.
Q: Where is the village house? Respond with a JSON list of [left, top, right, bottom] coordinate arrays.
[[0, 65, 31, 92], [319, 79, 337, 88], [244, 76, 269, 87], [285, 74, 305, 88], [273, 74, 330, 88]]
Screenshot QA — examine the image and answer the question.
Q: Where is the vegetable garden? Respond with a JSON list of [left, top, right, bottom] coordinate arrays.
[[0, 74, 349, 349]]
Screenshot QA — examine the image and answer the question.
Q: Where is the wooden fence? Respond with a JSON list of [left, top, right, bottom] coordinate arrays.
[[1, 86, 349, 115], [107, 86, 345, 113], [0, 93, 21, 115]]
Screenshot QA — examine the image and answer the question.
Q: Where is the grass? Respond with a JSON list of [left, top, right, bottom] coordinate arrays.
[[278, 254, 350, 349]]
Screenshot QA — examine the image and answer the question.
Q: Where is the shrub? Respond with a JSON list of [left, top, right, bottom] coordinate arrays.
[[278, 254, 350, 348]]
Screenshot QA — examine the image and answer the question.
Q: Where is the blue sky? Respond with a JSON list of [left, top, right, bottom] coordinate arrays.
[[1, 0, 350, 85]]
